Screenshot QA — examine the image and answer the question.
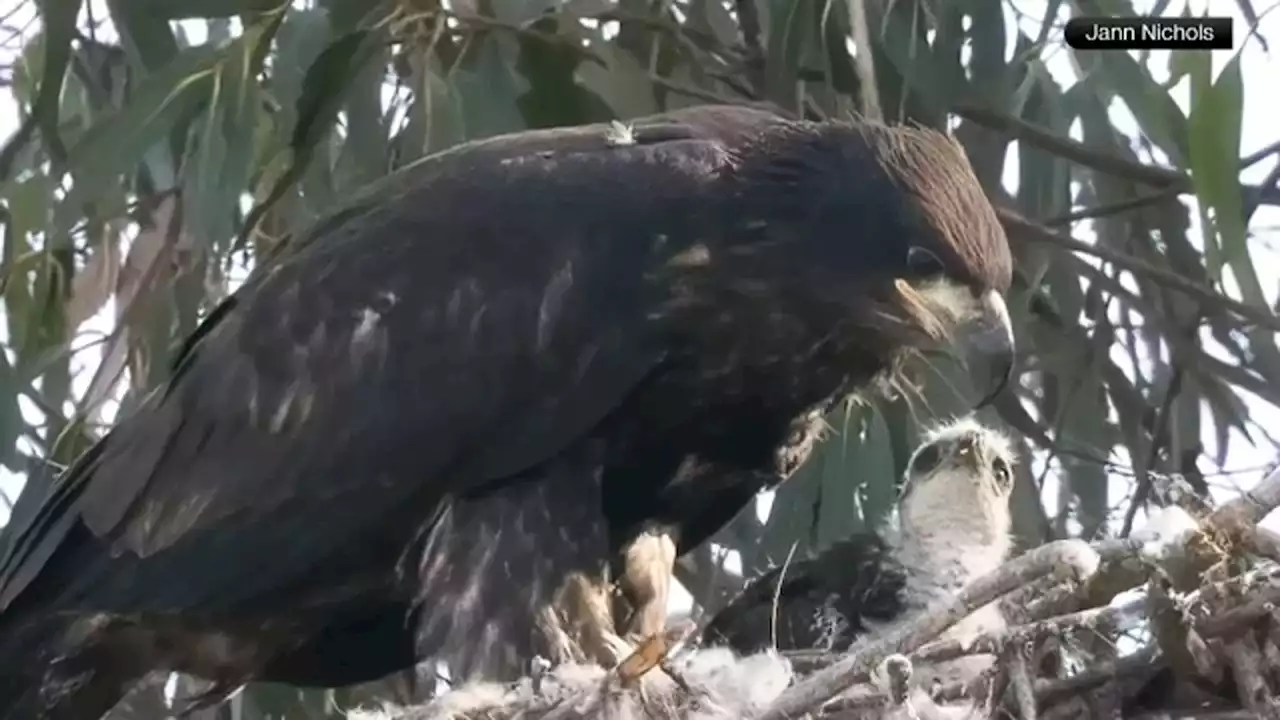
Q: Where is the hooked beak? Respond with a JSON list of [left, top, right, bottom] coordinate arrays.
[[962, 289, 1016, 408]]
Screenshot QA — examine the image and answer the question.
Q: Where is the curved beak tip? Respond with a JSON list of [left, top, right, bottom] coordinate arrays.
[[966, 290, 1017, 409]]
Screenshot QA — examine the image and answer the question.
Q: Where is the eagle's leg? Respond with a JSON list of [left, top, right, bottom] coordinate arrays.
[[617, 526, 678, 642]]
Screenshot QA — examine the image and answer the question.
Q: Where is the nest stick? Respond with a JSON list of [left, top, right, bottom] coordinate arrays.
[[1006, 642, 1038, 720], [758, 540, 1102, 720]]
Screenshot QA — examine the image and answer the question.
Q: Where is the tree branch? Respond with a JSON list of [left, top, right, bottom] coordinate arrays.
[[999, 208, 1280, 333], [953, 103, 1280, 208], [758, 540, 1104, 720]]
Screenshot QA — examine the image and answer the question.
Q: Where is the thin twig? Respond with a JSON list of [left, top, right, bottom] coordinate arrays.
[[1044, 187, 1180, 227], [1121, 367, 1187, 538], [1242, 139, 1280, 169], [1244, 157, 1280, 224]]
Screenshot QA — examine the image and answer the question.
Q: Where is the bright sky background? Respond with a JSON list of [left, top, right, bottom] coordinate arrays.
[[0, 0, 1278, 618]]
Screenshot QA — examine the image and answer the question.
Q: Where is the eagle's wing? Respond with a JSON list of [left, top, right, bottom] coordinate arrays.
[[705, 534, 907, 653], [0, 107, 786, 615]]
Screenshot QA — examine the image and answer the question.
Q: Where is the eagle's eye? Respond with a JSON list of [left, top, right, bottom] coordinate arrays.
[[992, 457, 1012, 491], [910, 444, 941, 475], [906, 246, 945, 277]]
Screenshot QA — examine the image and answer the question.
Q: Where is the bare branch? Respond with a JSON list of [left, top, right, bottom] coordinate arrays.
[[1000, 208, 1280, 333], [1210, 463, 1280, 529], [953, 102, 1280, 208]]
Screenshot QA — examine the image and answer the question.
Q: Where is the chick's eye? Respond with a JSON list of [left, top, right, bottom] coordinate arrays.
[[910, 444, 941, 474], [992, 459, 1012, 490], [906, 246, 945, 277]]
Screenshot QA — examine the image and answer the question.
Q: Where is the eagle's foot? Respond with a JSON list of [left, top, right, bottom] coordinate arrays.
[[618, 526, 678, 643], [611, 619, 699, 688], [173, 680, 245, 718]]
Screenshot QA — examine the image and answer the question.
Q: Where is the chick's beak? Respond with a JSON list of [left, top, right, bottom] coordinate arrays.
[[962, 289, 1016, 408], [952, 434, 981, 469]]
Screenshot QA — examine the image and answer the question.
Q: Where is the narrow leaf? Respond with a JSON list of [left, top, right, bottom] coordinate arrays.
[[0, 344, 21, 471], [237, 28, 381, 251], [1075, 43, 1189, 167], [56, 44, 224, 237], [1187, 53, 1254, 300], [28, 0, 84, 168]]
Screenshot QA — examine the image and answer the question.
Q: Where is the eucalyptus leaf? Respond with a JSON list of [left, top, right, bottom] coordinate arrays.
[[26, 0, 83, 168], [237, 28, 382, 250], [56, 43, 224, 238]]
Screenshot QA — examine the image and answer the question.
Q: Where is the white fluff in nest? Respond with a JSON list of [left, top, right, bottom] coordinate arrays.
[[347, 648, 793, 720], [1133, 505, 1201, 561]]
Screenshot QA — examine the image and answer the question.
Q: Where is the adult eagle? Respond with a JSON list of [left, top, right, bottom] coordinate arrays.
[[0, 104, 1014, 719]]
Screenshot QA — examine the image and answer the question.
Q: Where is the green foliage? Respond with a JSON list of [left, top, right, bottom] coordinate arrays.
[[0, 0, 1276, 716]]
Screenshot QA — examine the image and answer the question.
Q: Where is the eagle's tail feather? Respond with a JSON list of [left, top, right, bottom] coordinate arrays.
[[412, 452, 616, 682], [0, 611, 137, 720]]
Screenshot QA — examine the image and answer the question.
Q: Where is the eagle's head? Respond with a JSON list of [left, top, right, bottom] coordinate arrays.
[[728, 119, 1017, 408], [896, 417, 1017, 553]]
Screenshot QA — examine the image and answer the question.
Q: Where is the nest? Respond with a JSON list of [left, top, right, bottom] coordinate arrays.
[[347, 648, 794, 720], [350, 470, 1280, 720]]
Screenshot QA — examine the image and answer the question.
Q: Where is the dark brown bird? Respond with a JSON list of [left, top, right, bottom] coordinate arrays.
[[0, 104, 1015, 719]]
